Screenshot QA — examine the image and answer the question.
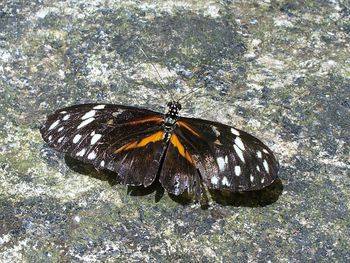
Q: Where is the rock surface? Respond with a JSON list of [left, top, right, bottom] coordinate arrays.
[[0, 0, 349, 262]]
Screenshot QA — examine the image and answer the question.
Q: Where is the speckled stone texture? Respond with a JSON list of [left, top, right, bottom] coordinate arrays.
[[0, 0, 349, 262]]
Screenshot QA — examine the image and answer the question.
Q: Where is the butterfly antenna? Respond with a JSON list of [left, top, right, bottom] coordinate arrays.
[[177, 85, 202, 103], [136, 43, 175, 102]]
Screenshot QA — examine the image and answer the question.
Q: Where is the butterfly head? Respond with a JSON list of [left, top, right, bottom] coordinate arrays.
[[166, 101, 181, 117]]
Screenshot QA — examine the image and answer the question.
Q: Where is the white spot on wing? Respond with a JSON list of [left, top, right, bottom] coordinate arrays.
[[100, 160, 105, 167], [211, 175, 219, 185], [58, 127, 64, 132], [91, 134, 102, 145], [231, 128, 240, 136], [93, 104, 106, 110], [112, 109, 125, 117], [49, 120, 60, 130], [73, 134, 82, 144], [217, 156, 227, 172], [256, 165, 261, 172], [48, 135, 52, 141], [87, 151, 96, 160], [222, 176, 230, 186], [81, 110, 96, 120], [263, 159, 269, 173], [212, 126, 220, 136], [234, 165, 241, 176], [90, 131, 95, 136], [250, 174, 254, 182], [261, 178, 265, 184], [234, 137, 245, 150], [63, 114, 70, 121], [77, 117, 95, 129], [173, 175, 180, 195], [76, 148, 86, 157], [257, 150, 262, 158], [214, 139, 222, 145], [233, 145, 245, 163], [60, 111, 67, 114], [263, 149, 269, 154], [58, 136, 64, 143]]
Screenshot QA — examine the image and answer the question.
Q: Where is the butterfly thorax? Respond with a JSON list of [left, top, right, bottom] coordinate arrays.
[[163, 101, 181, 133]]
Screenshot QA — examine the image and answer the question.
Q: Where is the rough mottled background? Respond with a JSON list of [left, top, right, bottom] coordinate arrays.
[[1, 0, 349, 262]]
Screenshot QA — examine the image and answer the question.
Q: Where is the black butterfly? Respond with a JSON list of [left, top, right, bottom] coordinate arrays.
[[40, 100, 279, 198]]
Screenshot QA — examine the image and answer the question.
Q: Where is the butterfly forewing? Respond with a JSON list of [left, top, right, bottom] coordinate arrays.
[[174, 117, 279, 192], [40, 104, 167, 186]]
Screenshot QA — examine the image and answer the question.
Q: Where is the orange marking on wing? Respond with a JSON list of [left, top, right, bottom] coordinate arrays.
[[170, 134, 194, 164], [127, 116, 163, 125], [177, 121, 200, 137], [114, 131, 164, 154]]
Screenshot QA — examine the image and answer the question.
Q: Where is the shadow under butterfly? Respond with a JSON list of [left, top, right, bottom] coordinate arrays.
[[65, 155, 283, 209], [64, 155, 282, 207], [41, 98, 282, 206]]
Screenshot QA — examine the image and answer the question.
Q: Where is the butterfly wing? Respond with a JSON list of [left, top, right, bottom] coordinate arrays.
[[41, 103, 279, 195], [40, 104, 167, 186], [159, 132, 200, 196], [171, 117, 279, 193]]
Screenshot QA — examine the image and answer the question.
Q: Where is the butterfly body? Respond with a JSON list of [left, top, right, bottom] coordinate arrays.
[[40, 101, 279, 197]]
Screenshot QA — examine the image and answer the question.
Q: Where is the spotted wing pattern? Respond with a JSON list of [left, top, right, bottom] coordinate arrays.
[[41, 103, 279, 197], [40, 104, 166, 186], [172, 117, 279, 192]]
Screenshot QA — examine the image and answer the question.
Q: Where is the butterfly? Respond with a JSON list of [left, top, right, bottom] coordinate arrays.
[[40, 100, 279, 199]]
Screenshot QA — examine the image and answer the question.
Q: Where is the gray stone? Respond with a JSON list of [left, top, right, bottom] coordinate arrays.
[[0, 0, 349, 262]]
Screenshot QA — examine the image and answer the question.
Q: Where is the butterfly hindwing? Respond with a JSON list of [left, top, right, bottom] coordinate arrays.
[[175, 117, 279, 192], [159, 133, 200, 196], [40, 104, 166, 186]]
